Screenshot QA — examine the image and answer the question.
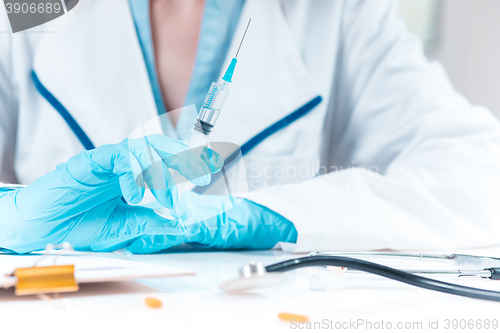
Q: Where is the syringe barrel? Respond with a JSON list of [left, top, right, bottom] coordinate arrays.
[[198, 81, 230, 130]]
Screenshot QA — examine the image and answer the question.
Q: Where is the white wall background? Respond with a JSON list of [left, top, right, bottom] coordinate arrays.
[[400, 0, 500, 118], [429, 0, 500, 118]]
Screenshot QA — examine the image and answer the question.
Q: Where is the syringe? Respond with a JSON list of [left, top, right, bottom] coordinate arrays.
[[182, 58, 234, 149], [186, 18, 251, 147], [158, 19, 251, 216]]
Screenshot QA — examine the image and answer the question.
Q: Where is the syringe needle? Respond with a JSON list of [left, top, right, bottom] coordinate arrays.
[[235, 18, 252, 58]]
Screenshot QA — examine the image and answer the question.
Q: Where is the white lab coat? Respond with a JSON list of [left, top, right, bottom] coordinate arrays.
[[1, 0, 500, 252]]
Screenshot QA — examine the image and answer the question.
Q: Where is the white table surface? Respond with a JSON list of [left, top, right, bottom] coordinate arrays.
[[3, 246, 500, 333]]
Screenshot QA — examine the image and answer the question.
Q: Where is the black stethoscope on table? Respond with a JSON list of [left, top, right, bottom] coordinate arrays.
[[219, 252, 500, 302]]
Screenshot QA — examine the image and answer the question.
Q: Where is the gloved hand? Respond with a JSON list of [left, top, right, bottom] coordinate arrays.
[[0, 135, 223, 254], [93, 192, 298, 254]]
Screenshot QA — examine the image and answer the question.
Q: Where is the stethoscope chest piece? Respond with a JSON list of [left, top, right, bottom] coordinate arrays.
[[219, 261, 286, 292]]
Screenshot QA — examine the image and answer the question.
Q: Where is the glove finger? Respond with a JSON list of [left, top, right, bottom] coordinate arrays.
[[117, 135, 222, 206], [127, 235, 186, 254], [197, 145, 224, 174], [137, 145, 179, 208], [120, 136, 178, 206], [142, 161, 178, 209], [120, 136, 189, 206], [144, 135, 223, 186], [70, 145, 145, 204], [89, 204, 186, 252], [119, 151, 146, 204]]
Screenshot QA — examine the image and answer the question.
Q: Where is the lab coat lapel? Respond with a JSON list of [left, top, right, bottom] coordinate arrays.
[[32, 0, 158, 147], [210, 0, 322, 149]]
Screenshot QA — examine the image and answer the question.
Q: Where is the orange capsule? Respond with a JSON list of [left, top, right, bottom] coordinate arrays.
[[145, 297, 163, 309], [278, 313, 309, 323]]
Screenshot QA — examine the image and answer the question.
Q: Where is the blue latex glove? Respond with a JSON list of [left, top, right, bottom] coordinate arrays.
[[93, 192, 298, 254], [0, 135, 223, 254]]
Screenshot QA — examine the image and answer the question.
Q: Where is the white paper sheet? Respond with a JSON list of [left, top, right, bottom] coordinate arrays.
[[0, 255, 194, 289]]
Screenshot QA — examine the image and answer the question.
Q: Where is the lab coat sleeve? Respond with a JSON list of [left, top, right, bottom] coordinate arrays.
[[245, 0, 500, 252], [0, 10, 18, 184]]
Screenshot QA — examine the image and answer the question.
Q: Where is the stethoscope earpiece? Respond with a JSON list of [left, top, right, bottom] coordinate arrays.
[[218, 261, 286, 292]]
